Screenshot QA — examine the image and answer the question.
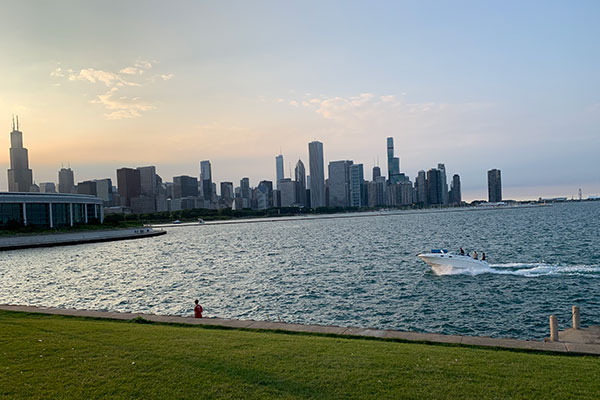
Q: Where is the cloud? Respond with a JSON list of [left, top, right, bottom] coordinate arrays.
[[119, 66, 143, 75], [50, 67, 65, 78], [91, 87, 155, 120], [135, 60, 153, 69], [69, 68, 120, 86], [51, 60, 172, 119]]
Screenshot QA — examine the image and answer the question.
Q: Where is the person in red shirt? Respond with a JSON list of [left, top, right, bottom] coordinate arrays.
[[194, 299, 203, 318]]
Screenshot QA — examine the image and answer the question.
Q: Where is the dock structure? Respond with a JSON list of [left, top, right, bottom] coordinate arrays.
[[1, 304, 599, 356], [546, 306, 600, 353]]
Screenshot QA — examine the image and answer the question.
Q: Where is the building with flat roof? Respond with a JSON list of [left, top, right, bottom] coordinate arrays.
[[117, 168, 141, 207], [308, 141, 325, 208], [0, 192, 103, 228], [488, 169, 502, 203]]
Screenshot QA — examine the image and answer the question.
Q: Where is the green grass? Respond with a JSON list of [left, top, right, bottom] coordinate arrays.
[[1, 311, 599, 399]]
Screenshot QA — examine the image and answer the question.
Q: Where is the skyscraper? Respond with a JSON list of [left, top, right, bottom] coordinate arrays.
[[7, 116, 33, 192], [349, 163, 364, 208], [275, 154, 284, 190], [240, 177, 250, 208], [58, 167, 75, 194], [294, 159, 307, 207], [437, 163, 449, 205], [387, 137, 401, 183], [426, 168, 442, 205], [173, 175, 198, 198], [138, 166, 158, 196], [488, 169, 502, 203], [372, 166, 381, 180], [220, 182, 234, 205], [200, 160, 213, 200], [415, 170, 427, 204], [449, 174, 462, 205], [117, 168, 141, 207], [308, 141, 325, 207], [328, 160, 353, 207], [95, 178, 113, 207]]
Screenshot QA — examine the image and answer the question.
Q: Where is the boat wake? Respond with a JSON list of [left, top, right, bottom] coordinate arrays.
[[433, 262, 600, 277]]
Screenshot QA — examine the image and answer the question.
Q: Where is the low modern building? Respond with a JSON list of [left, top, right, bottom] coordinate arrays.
[[0, 192, 103, 228]]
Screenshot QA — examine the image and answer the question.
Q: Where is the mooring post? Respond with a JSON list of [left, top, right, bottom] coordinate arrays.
[[549, 315, 559, 342], [572, 306, 580, 330]]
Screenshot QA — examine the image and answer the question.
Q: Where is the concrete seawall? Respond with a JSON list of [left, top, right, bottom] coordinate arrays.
[[0, 227, 166, 251], [1, 304, 599, 356]]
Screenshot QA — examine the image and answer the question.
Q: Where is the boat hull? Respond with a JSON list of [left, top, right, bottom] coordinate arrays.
[[418, 253, 489, 275]]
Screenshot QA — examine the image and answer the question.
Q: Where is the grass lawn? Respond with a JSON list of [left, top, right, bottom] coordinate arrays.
[[1, 310, 599, 399]]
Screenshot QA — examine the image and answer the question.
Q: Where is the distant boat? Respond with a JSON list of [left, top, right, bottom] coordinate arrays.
[[418, 249, 489, 274], [172, 220, 182, 224]]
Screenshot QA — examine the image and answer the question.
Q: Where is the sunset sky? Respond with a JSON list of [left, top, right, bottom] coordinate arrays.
[[1, 1, 599, 200]]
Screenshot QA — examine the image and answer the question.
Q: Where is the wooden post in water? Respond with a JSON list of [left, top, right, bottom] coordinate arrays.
[[572, 306, 580, 330], [549, 315, 559, 342]]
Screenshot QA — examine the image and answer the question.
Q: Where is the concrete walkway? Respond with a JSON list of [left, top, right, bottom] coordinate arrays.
[[2, 304, 599, 356], [0, 228, 165, 251]]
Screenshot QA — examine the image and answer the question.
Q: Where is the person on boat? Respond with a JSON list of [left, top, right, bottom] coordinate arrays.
[[194, 299, 203, 318], [481, 252, 486, 261], [459, 247, 465, 255], [473, 251, 478, 260]]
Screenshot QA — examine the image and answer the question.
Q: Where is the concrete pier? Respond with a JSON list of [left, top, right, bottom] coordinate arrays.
[[0, 227, 166, 251], [2, 304, 599, 356]]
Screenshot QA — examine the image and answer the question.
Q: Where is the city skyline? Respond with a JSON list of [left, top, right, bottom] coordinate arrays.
[[2, 119, 596, 203], [1, 1, 599, 200]]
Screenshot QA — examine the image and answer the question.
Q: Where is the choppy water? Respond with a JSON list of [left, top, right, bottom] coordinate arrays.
[[1, 202, 599, 340]]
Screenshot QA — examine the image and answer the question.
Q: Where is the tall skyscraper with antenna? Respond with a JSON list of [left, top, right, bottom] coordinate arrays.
[[7, 116, 33, 192]]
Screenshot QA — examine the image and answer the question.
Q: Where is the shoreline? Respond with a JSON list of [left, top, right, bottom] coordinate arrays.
[[2, 304, 598, 356], [0, 227, 165, 251], [151, 203, 548, 228]]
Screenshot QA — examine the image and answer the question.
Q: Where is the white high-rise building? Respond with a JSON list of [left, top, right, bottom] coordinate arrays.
[[275, 154, 284, 190], [308, 141, 325, 208]]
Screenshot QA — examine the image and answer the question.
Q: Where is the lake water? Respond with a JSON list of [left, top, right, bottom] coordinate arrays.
[[1, 201, 599, 340]]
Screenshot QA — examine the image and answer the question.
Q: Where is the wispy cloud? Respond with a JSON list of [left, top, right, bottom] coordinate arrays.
[[90, 87, 155, 120], [51, 60, 171, 119]]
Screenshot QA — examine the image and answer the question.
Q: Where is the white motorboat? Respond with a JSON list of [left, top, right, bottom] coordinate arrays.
[[418, 249, 489, 275]]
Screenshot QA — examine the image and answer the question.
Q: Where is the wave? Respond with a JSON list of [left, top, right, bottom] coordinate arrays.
[[433, 262, 600, 277]]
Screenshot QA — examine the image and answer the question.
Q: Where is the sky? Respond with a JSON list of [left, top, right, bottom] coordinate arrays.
[[1, 0, 599, 201]]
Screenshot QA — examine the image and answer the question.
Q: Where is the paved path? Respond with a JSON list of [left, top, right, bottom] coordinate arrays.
[[2, 304, 599, 356], [0, 228, 165, 251]]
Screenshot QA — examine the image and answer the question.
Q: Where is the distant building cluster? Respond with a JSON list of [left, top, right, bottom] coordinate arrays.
[[4, 117, 508, 219]]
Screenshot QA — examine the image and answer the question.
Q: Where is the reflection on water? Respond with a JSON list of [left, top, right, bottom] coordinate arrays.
[[1, 201, 599, 339]]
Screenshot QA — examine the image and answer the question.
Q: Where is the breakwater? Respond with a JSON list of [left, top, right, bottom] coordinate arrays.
[[0, 227, 165, 251]]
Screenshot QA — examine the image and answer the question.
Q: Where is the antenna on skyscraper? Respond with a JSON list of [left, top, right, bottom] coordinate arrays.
[[12, 114, 15, 131], [16, 115, 19, 131]]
